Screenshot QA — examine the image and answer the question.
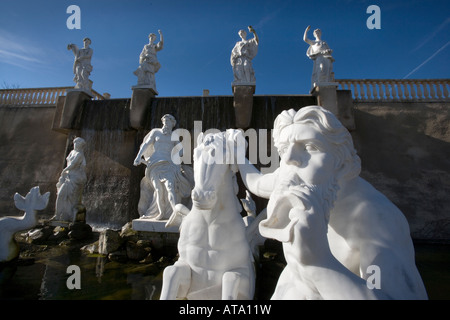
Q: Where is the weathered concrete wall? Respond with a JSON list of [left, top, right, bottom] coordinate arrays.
[[0, 105, 67, 218], [351, 101, 450, 241]]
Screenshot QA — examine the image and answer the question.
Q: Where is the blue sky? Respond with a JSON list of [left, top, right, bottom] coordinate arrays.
[[0, 0, 449, 98]]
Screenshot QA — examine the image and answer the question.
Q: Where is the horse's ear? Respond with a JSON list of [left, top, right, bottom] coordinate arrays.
[[197, 132, 204, 147]]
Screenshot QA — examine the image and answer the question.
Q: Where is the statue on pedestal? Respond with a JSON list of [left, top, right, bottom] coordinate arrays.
[[228, 106, 428, 300], [134, 30, 164, 93], [231, 26, 259, 86], [303, 26, 334, 89], [67, 38, 93, 91], [51, 137, 87, 223], [133, 114, 193, 221]]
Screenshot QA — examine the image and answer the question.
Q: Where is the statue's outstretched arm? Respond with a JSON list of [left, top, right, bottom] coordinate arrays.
[[134, 130, 155, 165], [238, 158, 276, 199], [303, 25, 314, 45], [157, 29, 164, 51], [248, 25, 259, 45]]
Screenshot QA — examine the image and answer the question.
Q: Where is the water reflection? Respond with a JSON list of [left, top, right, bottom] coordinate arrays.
[[0, 245, 164, 300], [1, 242, 449, 300]]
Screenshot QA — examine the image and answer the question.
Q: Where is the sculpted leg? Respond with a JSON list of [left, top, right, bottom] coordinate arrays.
[[160, 261, 191, 300], [151, 179, 166, 219], [164, 178, 178, 208], [222, 271, 242, 300]]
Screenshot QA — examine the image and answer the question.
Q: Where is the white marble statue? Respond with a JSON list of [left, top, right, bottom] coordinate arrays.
[[160, 132, 255, 300], [228, 106, 428, 300], [231, 26, 259, 86], [303, 26, 335, 89], [134, 30, 164, 92], [51, 137, 87, 223], [0, 186, 50, 263], [67, 38, 93, 91], [133, 114, 193, 221], [241, 190, 267, 260]]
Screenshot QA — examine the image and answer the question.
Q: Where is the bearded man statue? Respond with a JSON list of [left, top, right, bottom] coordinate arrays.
[[229, 106, 427, 300]]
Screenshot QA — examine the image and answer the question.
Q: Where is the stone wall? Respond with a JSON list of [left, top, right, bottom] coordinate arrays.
[[351, 101, 450, 241], [0, 104, 67, 217]]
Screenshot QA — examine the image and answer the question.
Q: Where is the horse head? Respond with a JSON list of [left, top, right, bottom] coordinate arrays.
[[191, 132, 240, 211]]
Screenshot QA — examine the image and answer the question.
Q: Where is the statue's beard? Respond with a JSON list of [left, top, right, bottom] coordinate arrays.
[[162, 126, 171, 135], [259, 172, 339, 243]]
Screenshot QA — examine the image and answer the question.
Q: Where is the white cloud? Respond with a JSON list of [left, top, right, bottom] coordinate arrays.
[[0, 29, 49, 70]]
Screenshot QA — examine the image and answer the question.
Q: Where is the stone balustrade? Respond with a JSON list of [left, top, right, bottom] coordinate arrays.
[[0, 87, 104, 105], [336, 79, 450, 102]]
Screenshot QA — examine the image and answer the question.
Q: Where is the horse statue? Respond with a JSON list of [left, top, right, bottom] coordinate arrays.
[[160, 131, 255, 300]]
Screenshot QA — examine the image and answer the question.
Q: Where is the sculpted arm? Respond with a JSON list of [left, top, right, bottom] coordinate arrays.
[[248, 25, 259, 45], [303, 25, 314, 46], [227, 129, 275, 198], [292, 195, 426, 299], [156, 30, 164, 51], [286, 202, 389, 299], [67, 43, 79, 55], [238, 159, 276, 199], [62, 152, 83, 173], [306, 240, 425, 299], [134, 130, 155, 165]]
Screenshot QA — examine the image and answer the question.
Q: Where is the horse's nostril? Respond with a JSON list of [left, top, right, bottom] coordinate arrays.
[[206, 191, 216, 202]]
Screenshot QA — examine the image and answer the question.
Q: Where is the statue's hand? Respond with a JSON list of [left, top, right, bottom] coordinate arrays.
[[225, 129, 247, 163], [288, 189, 331, 265], [226, 129, 246, 149], [305, 25, 311, 32], [241, 190, 256, 217], [133, 157, 142, 166], [248, 25, 255, 33]]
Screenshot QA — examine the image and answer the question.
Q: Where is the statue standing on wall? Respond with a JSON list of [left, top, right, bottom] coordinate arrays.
[[134, 30, 164, 93], [231, 26, 259, 86], [52, 137, 87, 223], [228, 106, 428, 299], [303, 26, 334, 89], [133, 114, 193, 221], [67, 38, 93, 91]]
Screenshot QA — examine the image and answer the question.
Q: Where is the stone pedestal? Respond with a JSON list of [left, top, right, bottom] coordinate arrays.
[[132, 218, 179, 233], [232, 84, 255, 129], [312, 82, 339, 116], [59, 89, 93, 129], [130, 86, 157, 130], [336, 90, 356, 131], [312, 83, 356, 131]]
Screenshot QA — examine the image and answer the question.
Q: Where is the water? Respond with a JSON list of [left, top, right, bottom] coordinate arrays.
[[1, 240, 448, 300], [0, 244, 164, 300]]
